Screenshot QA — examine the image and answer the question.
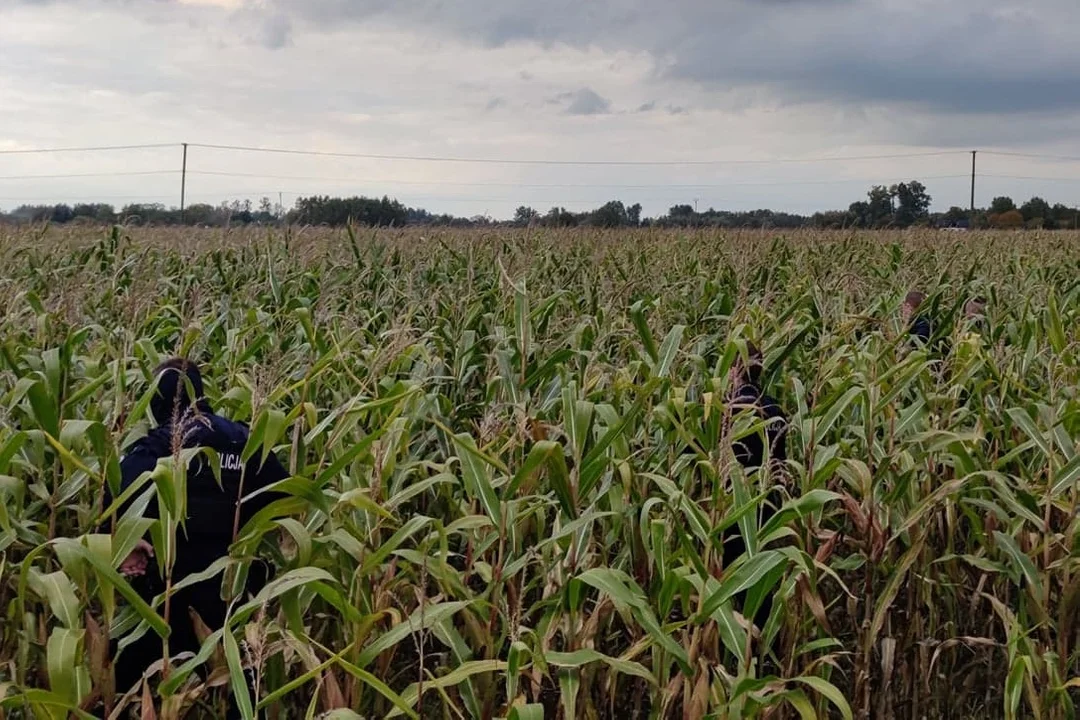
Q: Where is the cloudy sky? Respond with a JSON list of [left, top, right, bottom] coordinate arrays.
[[2, 0, 1079, 219]]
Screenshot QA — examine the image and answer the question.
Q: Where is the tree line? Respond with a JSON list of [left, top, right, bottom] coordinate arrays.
[[2, 182, 1077, 230]]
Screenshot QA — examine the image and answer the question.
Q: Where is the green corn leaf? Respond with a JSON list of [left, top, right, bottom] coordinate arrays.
[[994, 531, 1045, 605], [46, 627, 89, 706], [223, 625, 255, 720], [451, 432, 502, 526], [356, 601, 472, 669], [388, 660, 507, 717], [545, 649, 656, 684], [697, 550, 788, 622], [29, 570, 80, 629], [654, 324, 685, 378], [795, 675, 853, 720]]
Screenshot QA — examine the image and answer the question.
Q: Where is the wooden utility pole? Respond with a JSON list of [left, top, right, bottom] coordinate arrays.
[[180, 142, 188, 221], [970, 150, 976, 213]]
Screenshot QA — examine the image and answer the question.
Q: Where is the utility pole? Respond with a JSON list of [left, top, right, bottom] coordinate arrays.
[[180, 142, 188, 221], [970, 150, 976, 214]]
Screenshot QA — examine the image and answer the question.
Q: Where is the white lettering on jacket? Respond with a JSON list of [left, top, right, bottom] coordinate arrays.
[[221, 453, 244, 472]]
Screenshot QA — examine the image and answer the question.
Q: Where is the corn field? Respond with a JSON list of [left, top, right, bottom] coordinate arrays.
[[0, 225, 1078, 719]]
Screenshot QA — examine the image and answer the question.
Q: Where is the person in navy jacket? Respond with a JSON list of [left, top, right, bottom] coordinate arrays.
[[902, 290, 932, 343], [724, 341, 788, 631], [107, 358, 288, 706]]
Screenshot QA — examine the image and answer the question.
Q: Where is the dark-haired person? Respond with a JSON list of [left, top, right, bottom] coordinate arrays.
[[902, 290, 932, 343], [105, 358, 288, 712], [723, 341, 788, 632], [728, 341, 787, 472]]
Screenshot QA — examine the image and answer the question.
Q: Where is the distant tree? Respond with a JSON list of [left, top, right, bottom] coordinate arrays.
[[291, 195, 408, 226], [255, 196, 277, 223], [183, 203, 219, 225], [590, 200, 628, 228], [989, 209, 1024, 229], [890, 181, 931, 227], [1020, 196, 1050, 220], [664, 204, 696, 227], [1051, 203, 1078, 229], [10, 181, 1076, 231], [1020, 196, 1051, 227], [542, 206, 579, 227], [866, 185, 895, 226], [941, 206, 969, 227], [72, 203, 116, 223], [226, 199, 254, 224], [846, 201, 871, 227], [10, 205, 50, 222], [120, 203, 173, 224], [812, 210, 848, 229], [989, 196, 1016, 215], [48, 204, 74, 223], [513, 205, 540, 226]]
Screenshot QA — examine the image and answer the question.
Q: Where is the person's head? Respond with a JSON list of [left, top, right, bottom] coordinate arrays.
[[149, 357, 205, 425], [964, 296, 987, 319], [902, 290, 926, 321], [735, 340, 764, 386]]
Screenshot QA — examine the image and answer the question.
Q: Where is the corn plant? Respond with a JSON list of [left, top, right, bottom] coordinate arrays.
[[0, 224, 1077, 719]]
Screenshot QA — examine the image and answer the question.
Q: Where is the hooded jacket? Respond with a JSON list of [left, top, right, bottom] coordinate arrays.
[[106, 405, 289, 579], [729, 381, 788, 468]]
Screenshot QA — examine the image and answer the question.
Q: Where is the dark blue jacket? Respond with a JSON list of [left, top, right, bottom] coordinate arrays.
[[107, 409, 289, 577], [910, 315, 932, 343], [725, 381, 788, 627], [729, 382, 788, 469]]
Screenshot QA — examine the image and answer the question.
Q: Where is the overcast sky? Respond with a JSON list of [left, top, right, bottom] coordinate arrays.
[[2, 0, 1079, 219]]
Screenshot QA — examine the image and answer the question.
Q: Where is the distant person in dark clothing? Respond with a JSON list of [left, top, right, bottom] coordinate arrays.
[[724, 341, 788, 632], [902, 290, 932, 343], [106, 359, 288, 711], [728, 341, 787, 471]]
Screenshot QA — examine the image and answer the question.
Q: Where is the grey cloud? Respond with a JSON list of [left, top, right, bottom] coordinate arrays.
[[486, 96, 506, 111], [220, 6, 293, 50], [560, 88, 612, 115], [636, 101, 689, 115], [749, 0, 852, 4], [271, 0, 1080, 119], [666, 5, 1080, 116], [256, 13, 292, 50], [886, 109, 1080, 149]]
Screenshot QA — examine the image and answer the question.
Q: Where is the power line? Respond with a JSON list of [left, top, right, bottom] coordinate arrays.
[[0, 143, 177, 155], [0, 141, 1073, 166], [0, 191, 283, 202], [981, 150, 1080, 163], [185, 169, 968, 189], [187, 142, 963, 167], [0, 170, 179, 181], [980, 173, 1080, 182]]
